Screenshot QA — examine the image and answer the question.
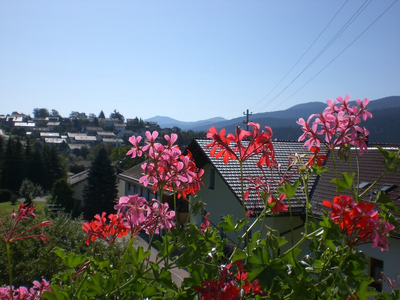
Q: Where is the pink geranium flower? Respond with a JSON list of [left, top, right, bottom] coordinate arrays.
[[297, 95, 372, 155]]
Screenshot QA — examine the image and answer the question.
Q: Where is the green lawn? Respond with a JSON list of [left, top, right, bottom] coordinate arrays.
[[0, 201, 46, 217]]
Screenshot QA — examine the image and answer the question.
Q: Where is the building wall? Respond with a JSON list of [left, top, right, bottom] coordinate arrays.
[[359, 238, 400, 293], [73, 180, 87, 202], [193, 163, 306, 248]]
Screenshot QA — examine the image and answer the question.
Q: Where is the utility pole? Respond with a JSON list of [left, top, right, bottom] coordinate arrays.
[[243, 109, 252, 131]]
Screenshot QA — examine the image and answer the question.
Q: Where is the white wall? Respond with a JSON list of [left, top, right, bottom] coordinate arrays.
[[359, 237, 400, 293]]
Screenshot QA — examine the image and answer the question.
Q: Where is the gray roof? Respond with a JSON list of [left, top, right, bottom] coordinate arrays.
[[68, 170, 89, 185], [118, 164, 173, 196], [189, 139, 324, 213]]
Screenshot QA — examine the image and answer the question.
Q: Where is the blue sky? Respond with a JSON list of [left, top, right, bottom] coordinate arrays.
[[0, 0, 399, 122]]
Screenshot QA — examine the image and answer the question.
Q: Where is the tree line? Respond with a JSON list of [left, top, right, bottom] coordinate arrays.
[[0, 137, 65, 193]]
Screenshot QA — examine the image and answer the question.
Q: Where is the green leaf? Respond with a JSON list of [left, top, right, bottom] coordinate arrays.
[[312, 165, 329, 176], [356, 278, 378, 299], [126, 245, 151, 265], [376, 191, 399, 213], [377, 146, 400, 174], [53, 248, 87, 269], [231, 248, 247, 262], [142, 285, 158, 297], [235, 217, 248, 231], [283, 181, 300, 199], [247, 247, 271, 279], [218, 215, 236, 232], [330, 172, 355, 193], [85, 272, 104, 295], [41, 285, 70, 300]]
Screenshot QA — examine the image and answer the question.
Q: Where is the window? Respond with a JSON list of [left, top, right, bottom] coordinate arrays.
[[380, 183, 396, 193], [358, 182, 370, 189], [128, 183, 131, 191], [209, 168, 215, 190], [369, 258, 383, 292]]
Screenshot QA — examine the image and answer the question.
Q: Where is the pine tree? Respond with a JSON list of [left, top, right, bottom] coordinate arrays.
[[1, 137, 26, 192], [98, 110, 105, 119], [30, 148, 46, 187], [42, 144, 52, 191], [83, 147, 118, 219], [41, 145, 65, 191], [0, 136, 5, 184]]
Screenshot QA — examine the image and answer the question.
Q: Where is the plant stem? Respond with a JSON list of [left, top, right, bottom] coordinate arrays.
[[239, 161, 249, 254], [6, 242, 13, 300], [330, 149, 339, 195], [114, 236, 135, 293], [359, 170, 388, 199]]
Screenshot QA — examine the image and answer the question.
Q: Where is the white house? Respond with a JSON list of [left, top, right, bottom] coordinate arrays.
[[186, 138, 400, 293]]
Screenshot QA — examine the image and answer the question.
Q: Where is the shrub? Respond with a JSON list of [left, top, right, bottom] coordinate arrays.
[[0, 189, 12, 203], [0, 211, 125, 287]]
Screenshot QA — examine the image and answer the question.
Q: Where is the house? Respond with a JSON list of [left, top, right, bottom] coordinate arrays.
[[116, 129, 134, 140], [114, 123, 127, 131], [67, 133, 87, 143], [45, 117, 60, 122], [186, 139, 321, 249], [102, 137, 124, 147], [85, 126, 104, 136], [44, 137, 67, 145], [73, 135, 97, 146], [117, 164, 189, 225], [40, 132, 60, 140], [96, 131, 116, 141], [46, 122, 61, 131], [100, 118, 120, 127], [14, 122, 36, 128], [186, 138, 400, 293], [68, 170, 90, 202], [310, 145, 400, 293]]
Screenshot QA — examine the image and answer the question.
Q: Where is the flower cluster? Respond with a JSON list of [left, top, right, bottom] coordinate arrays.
[[82, 195, 176, 245], [127, 131, 204, 198], [195, 261, 267, 300], [0, 279, 51, 300], [323, 195, 395, 251], [206, 122, 275, 168], [0, 204, 51, 244], [82, 212, 128, 245], [297, 95, 372, 154], [268, 193, 288, 213]]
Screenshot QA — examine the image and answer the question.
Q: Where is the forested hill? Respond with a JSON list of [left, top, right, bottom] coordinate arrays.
[[189, 96, 400, 144]]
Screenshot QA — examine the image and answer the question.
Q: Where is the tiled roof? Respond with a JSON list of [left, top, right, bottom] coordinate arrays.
[[102, 138, 124, 143], [75, 136, 97, 141], [310, 146, 400, 238], [117, 164, 143, 184], [189, 139, 324, 213]]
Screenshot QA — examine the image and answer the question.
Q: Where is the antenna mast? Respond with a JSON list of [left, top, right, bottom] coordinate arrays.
[[243, 109, 252, 130]]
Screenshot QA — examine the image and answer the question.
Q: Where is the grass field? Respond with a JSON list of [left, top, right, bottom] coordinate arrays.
[[0, 201, 46, 217]]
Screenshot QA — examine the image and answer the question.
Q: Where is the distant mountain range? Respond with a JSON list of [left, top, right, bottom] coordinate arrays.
[[145, 116, 226, 131], [146, 96, 400, 143]]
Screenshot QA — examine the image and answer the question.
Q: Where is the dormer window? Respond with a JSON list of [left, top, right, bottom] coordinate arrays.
[[380, 184, 396, 193], [358, 182, 370, 189]]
